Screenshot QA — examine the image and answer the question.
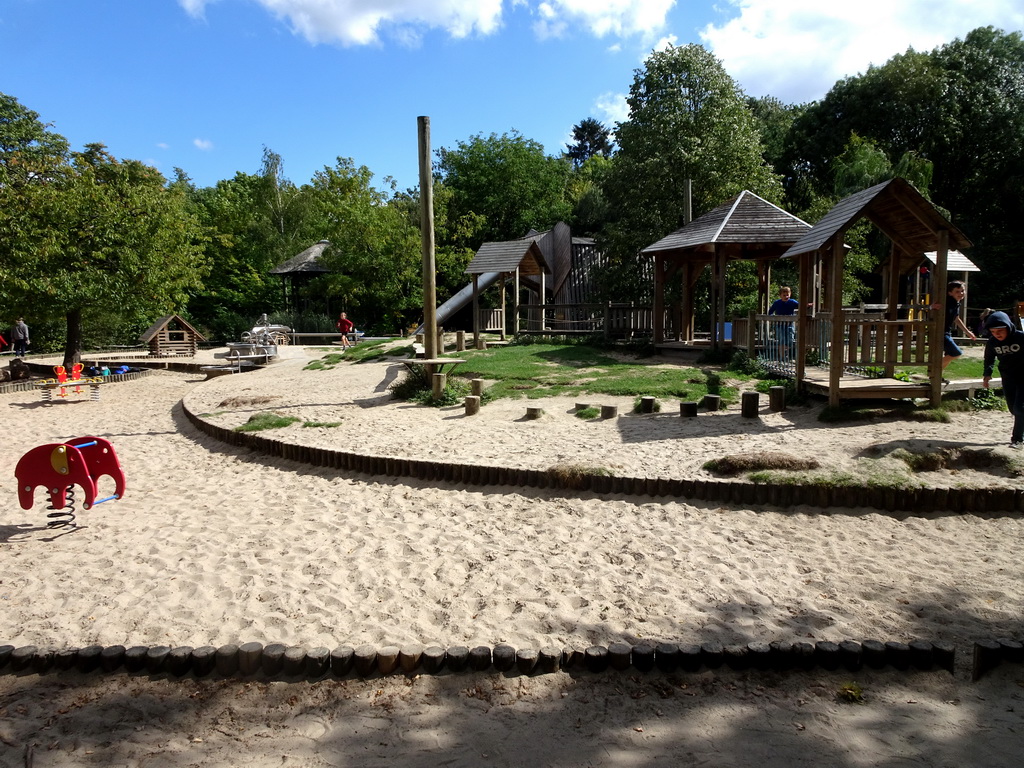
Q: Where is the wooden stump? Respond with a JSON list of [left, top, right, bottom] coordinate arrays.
[[238, 642, 263, 676], [640, 396, 656, 414], [456, 330, 466, 352], [492, 644, 516, 672], [377, 645, 401, 675], [399, 644, 423, 674], [465, 395, 480, 416], [769, 385, 786, 412], [471, 378, 484, 396], [261, 643, 287, 676], [600, 404, 618, 419], [680, 401, 698, 417], [703, 394, 721, 411], [575, 402, 593, 411], [330, 646, 355, 676], [526, 406, 544, 420], [282, 646, 307, 677], [741, 391, 760, 418]]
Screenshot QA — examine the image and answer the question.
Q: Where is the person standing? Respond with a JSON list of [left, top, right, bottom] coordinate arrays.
[[936, 281, 976, 381], [982, 311, 1024, 449], [335, 312, 355, 350], [11, 317, 29, 357], [768, 286, 800, 360]]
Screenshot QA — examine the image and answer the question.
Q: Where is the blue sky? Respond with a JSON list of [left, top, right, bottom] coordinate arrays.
[[2, 0, 1021, 193]]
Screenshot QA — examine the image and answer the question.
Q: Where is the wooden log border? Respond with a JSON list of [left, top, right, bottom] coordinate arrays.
[[0, 637, 972, 680], [179, 398, 1024, 514]]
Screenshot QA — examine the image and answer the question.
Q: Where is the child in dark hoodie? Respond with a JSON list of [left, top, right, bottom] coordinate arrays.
[[982, 310, 1024, 448]]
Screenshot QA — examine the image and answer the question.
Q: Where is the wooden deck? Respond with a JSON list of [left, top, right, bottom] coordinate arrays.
[[801, 369, 998, 400]]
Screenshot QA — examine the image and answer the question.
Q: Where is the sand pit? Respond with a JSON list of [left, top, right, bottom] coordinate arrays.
[[2, 346, 1023, 766]]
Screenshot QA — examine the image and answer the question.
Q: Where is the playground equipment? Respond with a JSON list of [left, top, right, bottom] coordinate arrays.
[[14, 436, 125, 528], [35, 363, 105, 402]]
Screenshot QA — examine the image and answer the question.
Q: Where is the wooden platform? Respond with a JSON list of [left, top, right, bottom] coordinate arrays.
[[801, 369, 1000, 400]]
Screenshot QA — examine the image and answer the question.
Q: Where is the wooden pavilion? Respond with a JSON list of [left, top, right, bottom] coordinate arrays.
[[642, 190, 813, 351], [464, 239, 550, 348], [779, 178, 973, 406]]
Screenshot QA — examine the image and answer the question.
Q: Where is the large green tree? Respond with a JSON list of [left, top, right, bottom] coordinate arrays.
[[436, 131, 572, 248], [784, 27, 1024, 306], [565, 117, 613, 169], [0, 102, 209, 365], [598, 43, 783, 300]]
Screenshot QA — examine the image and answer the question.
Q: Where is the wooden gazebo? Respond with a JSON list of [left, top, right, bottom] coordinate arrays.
[[642, 191, 812, 350], [464, 239, 550, 348], [781, 178, 973, 406]]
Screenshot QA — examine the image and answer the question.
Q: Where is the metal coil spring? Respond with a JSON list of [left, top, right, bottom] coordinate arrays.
[[45, 485, 77, 528]]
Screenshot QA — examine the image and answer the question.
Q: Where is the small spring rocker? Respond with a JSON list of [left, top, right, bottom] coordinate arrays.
[[14, 436, 126, 528]]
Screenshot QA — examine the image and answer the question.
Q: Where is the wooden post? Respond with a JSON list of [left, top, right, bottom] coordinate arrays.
[[640, 396, 656, 413], [513, 266, 521, 337], [600, 404, 618, 419], [526, 406, 544, 420], [703, 394, 721, 411], [465, 395, 480, 416], [417, 117, 438, 362], [456, 330, 465, 352], [653, 254, 665, 344], [768, 385, 786, 412], [680, 401, 698, 417], [432, 372, 446, 400], [828, 233, 846, 407], [471, 378, 483, 396], [929, 229, 950, 407], [741, 391, 759, 418], [472, 273, 480, 349]]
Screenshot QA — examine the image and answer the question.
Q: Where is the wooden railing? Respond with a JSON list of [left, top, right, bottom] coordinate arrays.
[[517, 303, 654, 339]]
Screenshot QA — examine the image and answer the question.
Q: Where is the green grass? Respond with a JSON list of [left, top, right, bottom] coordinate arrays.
[[234, 412, 300, 432], [451, 342, 732, 403]]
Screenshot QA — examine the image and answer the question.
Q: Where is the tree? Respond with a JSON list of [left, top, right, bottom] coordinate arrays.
[[436, 131, 572, 248], [309, 157, 422, 333], [598, 43, 783, 300], [565, 118, 613, 169], [1, 137, 209, 365], [784, 27, 1024, 306]]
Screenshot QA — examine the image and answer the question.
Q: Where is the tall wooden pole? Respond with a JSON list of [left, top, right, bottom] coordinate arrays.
[[418, 116, 438, 361]]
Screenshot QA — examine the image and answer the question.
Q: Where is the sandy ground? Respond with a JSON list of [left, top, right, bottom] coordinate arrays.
[[2, 345, 1023, 767]]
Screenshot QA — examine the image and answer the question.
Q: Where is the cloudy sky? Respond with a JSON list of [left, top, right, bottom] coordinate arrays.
[[1, 0, 1020, 191]]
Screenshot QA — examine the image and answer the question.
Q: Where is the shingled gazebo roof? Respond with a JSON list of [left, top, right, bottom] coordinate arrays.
[[465, 239, 550, 276], [642, 191, 812, 259], [782, 178, 972, 259]]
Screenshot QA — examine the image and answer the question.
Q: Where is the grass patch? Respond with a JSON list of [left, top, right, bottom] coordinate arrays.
[[837, 682, 865, 704], [548, 462, 612, 489], [302, 420, 342, 428], [575, 406, 600, 420], [234, 412, 300, 432], [388, 369, 471, 407], [704, 452, 821, 476]]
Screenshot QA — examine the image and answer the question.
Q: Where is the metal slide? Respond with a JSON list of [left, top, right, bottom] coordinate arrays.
[[418, 271, 501, 333]]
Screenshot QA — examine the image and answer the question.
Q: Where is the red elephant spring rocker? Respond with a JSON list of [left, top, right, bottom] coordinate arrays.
[[15, 436, 126, 528]]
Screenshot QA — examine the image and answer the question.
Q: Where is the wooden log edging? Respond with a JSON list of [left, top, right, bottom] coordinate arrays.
[[179, 399, 1024, 514], [0, 638, 967, 680]]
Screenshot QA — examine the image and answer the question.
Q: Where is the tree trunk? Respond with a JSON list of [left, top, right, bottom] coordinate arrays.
[[63, 308, 82, 367]]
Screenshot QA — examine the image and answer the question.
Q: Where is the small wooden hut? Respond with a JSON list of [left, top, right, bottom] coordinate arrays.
[[138, 315, 205, 357]]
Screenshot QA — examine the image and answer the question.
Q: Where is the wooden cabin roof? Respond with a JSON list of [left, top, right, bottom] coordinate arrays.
[[269, 240, 331, 275], [642, 191, 812, 258], [138, 314, 206, 343], [782, 178, 972, 259], [465, 239, 551, 276]]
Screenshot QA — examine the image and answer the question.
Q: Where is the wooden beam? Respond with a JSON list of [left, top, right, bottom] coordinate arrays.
[[828, 233, 845, 406]]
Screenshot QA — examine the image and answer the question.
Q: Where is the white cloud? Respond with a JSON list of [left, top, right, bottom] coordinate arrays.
[[701, 0, 1024, 103], [179, 0, 675, 45], [157, 142, 170, 150], [194, 138, 214, 151], [594, 91, 630, 126]]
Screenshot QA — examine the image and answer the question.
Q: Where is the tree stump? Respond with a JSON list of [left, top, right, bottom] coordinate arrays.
[[703, 394, 721, 411], [465, 395, 480, 416], [261, 643, 287, 676], [601, 404, 618, 419], [399, 644, 423, 674], [769, 385, 786, 411], [526, 406, 544, 420], [640, 396, 656, 414], [741, 391, 760, 418], [376, 645, 401, 675], [330, 645, 355, 677], [575, 402, 593, 411], [471, 378, 484, 396], [680, 401, 698, 417], [238, 642, 263, 676]]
